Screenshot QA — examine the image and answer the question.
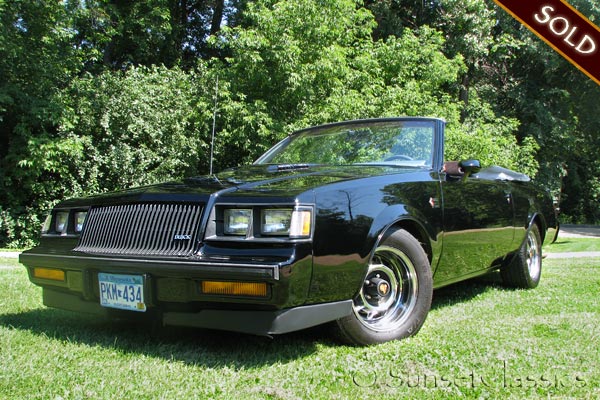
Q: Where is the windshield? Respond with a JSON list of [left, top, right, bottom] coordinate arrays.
[[255, 120, 435, 168]]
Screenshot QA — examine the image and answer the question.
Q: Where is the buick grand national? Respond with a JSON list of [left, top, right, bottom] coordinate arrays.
[[20, 117, 559, 345]]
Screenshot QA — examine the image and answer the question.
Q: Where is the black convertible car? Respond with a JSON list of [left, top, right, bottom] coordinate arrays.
[[20, 117, 558, 345]]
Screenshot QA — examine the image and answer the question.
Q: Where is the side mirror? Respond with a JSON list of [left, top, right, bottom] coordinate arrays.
[[459, 159, 481, 177]]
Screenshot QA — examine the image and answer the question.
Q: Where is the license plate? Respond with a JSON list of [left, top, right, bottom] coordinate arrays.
[[98, 273, 146, 312]]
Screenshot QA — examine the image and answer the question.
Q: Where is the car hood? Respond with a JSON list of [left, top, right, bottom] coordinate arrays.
[[58, 164, 425, 207]]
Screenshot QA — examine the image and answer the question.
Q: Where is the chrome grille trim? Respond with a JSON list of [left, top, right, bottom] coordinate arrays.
[[75, 203, 203, 257]]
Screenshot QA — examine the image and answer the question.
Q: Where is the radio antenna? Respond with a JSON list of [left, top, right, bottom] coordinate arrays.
[[209, 75, 219, 176]]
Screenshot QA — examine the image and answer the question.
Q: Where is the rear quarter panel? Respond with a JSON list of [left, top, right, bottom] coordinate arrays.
[[510, 181, 559, 246]]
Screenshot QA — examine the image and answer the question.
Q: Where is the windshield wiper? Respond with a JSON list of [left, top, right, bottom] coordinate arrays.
[[225, 177, 244, 185], [353, 162, 430, 169], [267, 163, 311, 172]]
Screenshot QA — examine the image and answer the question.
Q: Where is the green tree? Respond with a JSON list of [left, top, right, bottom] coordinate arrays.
[[210, 0, 469, 167], [0, 1, 86, 246], [1, 65, 211, 247], [3, 0, 590, 247], [487, 0, 600, 221], [56, 66, 212, 190]]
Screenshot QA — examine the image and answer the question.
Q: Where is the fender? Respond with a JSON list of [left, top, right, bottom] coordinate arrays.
[[362, 204, 443, 274]]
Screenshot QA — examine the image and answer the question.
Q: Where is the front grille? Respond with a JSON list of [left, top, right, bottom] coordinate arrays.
[[75, 203, 203, 257]]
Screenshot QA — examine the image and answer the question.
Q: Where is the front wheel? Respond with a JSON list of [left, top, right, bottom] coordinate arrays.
[[334, 229, 433, 345]]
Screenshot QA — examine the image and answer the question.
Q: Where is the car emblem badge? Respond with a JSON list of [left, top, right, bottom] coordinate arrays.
[[173, 234, 192, 240], [378, 282, 390, 296]]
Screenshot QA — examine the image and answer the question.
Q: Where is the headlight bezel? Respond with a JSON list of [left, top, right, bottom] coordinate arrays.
[[206, 204, 314, 242], [41, 214, 53, 234], [42, 208, 89, 237], [74, 211, 88, 234]]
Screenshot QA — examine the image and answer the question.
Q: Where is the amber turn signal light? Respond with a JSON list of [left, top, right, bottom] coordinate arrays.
[[201, 281, 267, 297], [33, 267, 65, 281]]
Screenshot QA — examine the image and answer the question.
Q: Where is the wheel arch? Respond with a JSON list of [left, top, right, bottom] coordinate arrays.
[[380, 219, 433, 265], [364, 207, 437, 270], [528, 212, 547, 245], [348, 212, 438, 305]]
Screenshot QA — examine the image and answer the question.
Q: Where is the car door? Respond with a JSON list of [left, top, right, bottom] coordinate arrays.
[[434, 174, 516, 285]]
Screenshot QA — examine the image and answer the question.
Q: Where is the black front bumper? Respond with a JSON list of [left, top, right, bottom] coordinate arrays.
[[42, 288, 352, 336], [20, 250, 352, 335]]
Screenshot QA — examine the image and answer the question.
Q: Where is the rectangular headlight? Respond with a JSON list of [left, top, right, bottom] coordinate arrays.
[[74, 211, 87, 233], [223, 209, 252, 235], [55, 212, 69, 234], [261, 209, 292, 235]]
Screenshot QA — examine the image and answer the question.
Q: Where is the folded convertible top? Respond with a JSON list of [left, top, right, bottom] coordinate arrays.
[[474, 165, 531, 182]]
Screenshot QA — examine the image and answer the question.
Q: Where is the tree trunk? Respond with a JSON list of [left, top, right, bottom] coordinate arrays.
[[459, 73, 470, 122], [210, 0, 225, 35]]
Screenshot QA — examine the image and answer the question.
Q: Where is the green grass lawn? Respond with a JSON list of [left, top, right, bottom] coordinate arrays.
[[544, 237, 600, 253], [1, 256, 599, 399]]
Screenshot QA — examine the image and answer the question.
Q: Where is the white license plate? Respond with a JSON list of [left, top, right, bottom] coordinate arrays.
[[98, 273, 146, 312]]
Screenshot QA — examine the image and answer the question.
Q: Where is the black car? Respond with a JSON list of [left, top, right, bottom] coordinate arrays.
[[20, 117, 559, 345]]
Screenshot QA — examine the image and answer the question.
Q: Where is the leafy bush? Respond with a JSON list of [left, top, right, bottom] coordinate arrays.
[[58, 65, 214, 190], [1, 66, 211, 247], [446, 96, 539, 177]]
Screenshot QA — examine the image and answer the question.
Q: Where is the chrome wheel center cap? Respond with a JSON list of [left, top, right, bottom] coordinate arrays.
[[377, 281, 390, 296]]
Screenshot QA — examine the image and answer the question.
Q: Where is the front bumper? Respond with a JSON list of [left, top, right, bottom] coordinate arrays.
[[19, 245, 352, 335], [42, 287, 352, 336]]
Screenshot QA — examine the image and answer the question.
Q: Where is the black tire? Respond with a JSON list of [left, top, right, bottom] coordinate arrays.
[[501, 224, 542, 289], [334, 229, 433, 346]]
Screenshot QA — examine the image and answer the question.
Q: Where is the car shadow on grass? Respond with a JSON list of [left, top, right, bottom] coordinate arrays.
[[0, 272, 513, 364], [431, 271, 509, 311], [0, 306, 339, 368]]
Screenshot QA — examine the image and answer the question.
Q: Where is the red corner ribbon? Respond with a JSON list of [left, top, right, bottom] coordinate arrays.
[[492, 0, 600, 85]]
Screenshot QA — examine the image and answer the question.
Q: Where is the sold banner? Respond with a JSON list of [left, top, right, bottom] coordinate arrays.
[[492, 0, 600, 85]]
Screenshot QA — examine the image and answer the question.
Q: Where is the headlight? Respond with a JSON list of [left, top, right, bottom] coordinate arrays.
[[74, 211, 87, 233], [261, 209, 292, 235], [260, 208, 312, 237], [55, 212, 69, 234], [223, 209, 252, 235], [211, 205, 313, 240]]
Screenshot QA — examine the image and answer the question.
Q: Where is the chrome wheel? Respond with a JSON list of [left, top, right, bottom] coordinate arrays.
[[501, 224, 542, 289], [353, 245, 419, 332], [526, 229, 541, 281], [335, 229, 432, 345]]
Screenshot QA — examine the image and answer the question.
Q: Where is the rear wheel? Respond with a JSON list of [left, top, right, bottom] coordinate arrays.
[[501, 224, 542, 289], [335, 229, 432, 345]]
